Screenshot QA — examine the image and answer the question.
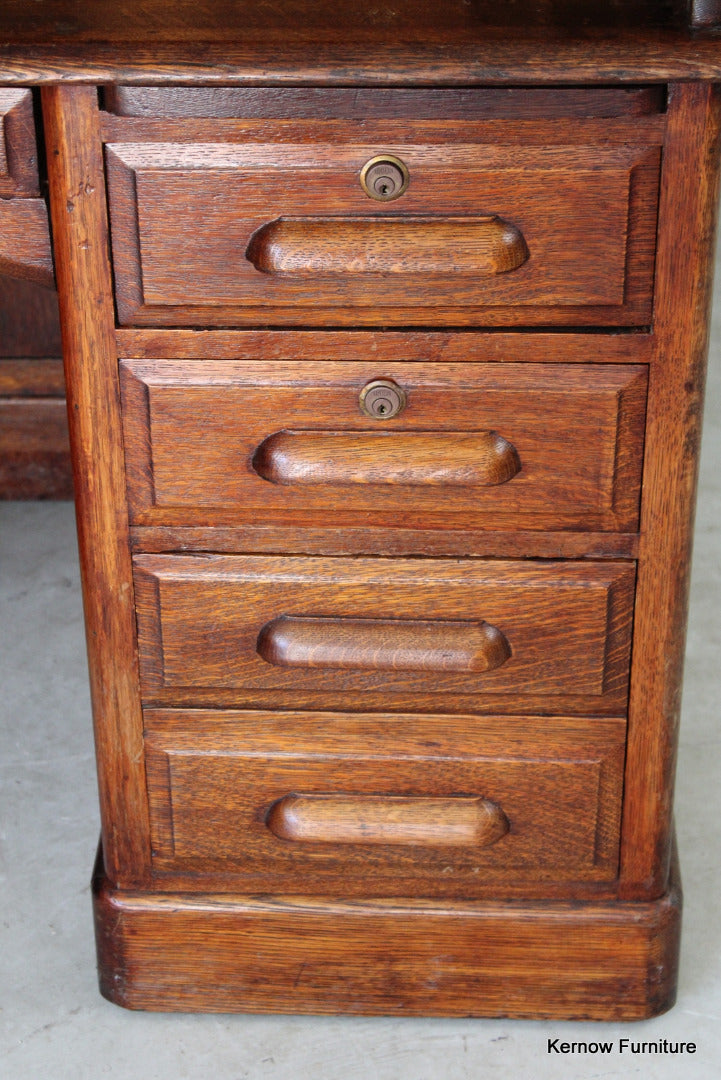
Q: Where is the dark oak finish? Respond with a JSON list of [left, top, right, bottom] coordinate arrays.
[[120, 360, 647, 533], [0, 91, 53, 286], [0, 1, 721, 85], [0, 88, 40, 196], [100, 114, 667, 145], [105, 85, 667, 120], [105, 128, 660, 327], [0, 359, 64, 394], [142, 712, 625, 894], [0, 198, 54, 288], [0, 277, 62, 359], [0, 278, 69, 500], [0, 397, 72, 499]]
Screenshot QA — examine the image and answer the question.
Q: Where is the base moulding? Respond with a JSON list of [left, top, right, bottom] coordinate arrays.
[[93, 846, 681, 1020]]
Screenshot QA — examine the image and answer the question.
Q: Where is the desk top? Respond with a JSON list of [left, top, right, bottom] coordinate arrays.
[[1, 0, 721, 85]]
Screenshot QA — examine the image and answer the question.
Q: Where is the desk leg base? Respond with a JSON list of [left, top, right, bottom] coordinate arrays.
[[93, 850, 681, 1020]]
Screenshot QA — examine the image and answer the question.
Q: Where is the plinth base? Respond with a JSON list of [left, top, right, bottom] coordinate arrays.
[[93, 849, 681, 1020]]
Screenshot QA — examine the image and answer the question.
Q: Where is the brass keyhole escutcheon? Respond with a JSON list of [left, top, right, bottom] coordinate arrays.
[[360, 155, 410, 202], [359, 379, 407, 419]]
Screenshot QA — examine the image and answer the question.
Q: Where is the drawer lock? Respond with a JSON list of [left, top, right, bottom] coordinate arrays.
[[360, 155, 410, 201], [359, 378, 407, 419]]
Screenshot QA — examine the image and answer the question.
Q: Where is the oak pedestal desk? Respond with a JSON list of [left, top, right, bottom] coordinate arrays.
[[4, 1, 721, 1020]]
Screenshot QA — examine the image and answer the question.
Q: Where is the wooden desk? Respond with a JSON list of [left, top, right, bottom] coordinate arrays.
[[3, 1, 721, 1019]]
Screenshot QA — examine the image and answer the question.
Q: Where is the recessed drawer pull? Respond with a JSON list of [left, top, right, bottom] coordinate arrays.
[[256, 615, 512, 673], [245, 215, 529, 276], [266, 793, 510, 848], [252, 430, 521, 488]]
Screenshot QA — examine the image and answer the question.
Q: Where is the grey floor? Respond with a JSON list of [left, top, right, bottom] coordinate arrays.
[[2, 332, 720, 1079]]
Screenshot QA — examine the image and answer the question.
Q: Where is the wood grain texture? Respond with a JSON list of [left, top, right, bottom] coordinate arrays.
[[101, 114, 667, 146], [266, 794, 510, 848], [120, 360, 647, 533], [245, 215, 529, 277], [129, 525, 640, 561], [105, 130, 660, 327], [0, 281, 67, 499], [143, 711, 625, 891], [133, 555, 635, 712], [0, 398, 72, 499], [620, 82, 721, 899], [0, 198, 54, 288], [41, 85, 150, 887], [120, 359, 646, 533], [92, 841, 681, 1019], [0, 2, 719, 85], [104, 85, 666, 120], [252, 430, 521, 489], [115, 328, 654, 365], [256, 616, 512, 674], [0, 359, 64, 396], [0, 88, 40, 196], [1, 26, 710, 1019]]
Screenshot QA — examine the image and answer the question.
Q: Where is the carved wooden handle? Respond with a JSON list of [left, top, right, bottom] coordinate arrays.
[[253, 430, 521, 487], [246, 215, 529, 276], [267, 794, 510, 847], [257, 616, 511, 673]]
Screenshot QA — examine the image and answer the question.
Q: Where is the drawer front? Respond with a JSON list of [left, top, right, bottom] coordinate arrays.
[[144, 711, 626, 893], [105, 121, 660, 327], [0, 89, 39, 197], [134, 554, 635, 714], [121, 360, 647, 533]]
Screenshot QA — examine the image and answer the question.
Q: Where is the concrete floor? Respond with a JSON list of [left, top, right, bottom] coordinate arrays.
[[2, 331, 720, 1079]]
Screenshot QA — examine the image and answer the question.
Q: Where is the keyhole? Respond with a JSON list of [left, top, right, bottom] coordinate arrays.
[[359, 379, 407, 420], [360, 156, 409, 201]]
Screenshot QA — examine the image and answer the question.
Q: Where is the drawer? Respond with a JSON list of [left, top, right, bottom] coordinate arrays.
[[121, 359, 647, 533], [0, 89, 39, 197], [143, 711, 626, 894], [105, 114, 661, 327], [134, 555, 635, 715]]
